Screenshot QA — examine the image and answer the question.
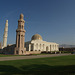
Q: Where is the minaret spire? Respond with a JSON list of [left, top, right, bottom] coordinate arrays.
[[3, 20, 8, 48]]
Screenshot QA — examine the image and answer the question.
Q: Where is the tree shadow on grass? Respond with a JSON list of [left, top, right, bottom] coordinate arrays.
[[21, 64, 75, 75], [0, 65, 75, 75], [0, 65, 22, 75]]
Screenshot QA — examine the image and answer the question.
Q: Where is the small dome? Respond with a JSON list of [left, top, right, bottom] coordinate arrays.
[[31, 34, 43, 40]]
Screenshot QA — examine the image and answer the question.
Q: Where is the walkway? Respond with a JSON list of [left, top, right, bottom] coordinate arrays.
[[0, 53, 73, 61]]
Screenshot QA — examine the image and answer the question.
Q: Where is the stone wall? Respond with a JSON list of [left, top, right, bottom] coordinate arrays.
[[26, 51, 41, 54]]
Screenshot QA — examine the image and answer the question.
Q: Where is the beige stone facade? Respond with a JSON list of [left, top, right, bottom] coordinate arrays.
[[25, 34, 59, 53], [15, 14, 26, 55]]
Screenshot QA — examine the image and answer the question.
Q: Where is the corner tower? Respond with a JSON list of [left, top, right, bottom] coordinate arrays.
[[15, 14, 26, 55]]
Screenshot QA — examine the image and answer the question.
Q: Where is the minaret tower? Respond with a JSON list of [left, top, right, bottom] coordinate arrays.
[[15, 14, 26, 55], [3, 20, 8, 48]]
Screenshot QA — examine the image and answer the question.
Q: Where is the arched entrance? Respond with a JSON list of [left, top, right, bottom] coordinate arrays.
[[21, 50, 23, 54], [16, 51, 18, 54]]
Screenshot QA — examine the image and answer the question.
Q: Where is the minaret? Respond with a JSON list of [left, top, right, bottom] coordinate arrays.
[[15, 14, 26, 55], [3, 20, 8, 48]]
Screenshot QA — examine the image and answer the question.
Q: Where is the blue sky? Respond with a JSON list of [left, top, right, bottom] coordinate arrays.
[[0, 0, 75, 45]]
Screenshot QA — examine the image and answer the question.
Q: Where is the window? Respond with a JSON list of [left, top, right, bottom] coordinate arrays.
[[40, 44, 41, 49]]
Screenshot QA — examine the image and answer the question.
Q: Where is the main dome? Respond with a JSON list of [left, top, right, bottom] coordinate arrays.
[[31, 34, 43, 40]]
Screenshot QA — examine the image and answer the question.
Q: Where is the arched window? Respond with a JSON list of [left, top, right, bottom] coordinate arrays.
[[43, 44, 44, 49], [46, 46, 48, 52], [18, 35, 20, 47], [55, 45, 56, 50], [22, 26, 23, 29], [31, 44, 34, 51], [36, 44, 38, 49], [21, 35, 23, 48], [53, 45, 54, 49], [50, 45, 51, 51], [40, 44, 41, 49]]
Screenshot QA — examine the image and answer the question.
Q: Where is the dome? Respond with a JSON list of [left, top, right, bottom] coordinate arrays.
[[31, 34, 43, 40]]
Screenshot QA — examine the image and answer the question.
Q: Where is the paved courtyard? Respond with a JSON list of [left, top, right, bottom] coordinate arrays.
[[0, 53, 72, 61]]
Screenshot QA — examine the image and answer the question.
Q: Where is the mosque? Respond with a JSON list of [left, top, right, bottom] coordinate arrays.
[[25, 34, 59, 52], [0, 14, 59, 55]]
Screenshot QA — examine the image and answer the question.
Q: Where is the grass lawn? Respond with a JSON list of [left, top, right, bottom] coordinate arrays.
[[0, 55, 75, 75]]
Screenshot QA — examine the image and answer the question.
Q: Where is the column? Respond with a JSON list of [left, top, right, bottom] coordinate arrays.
[[29, 44, 31, 51]]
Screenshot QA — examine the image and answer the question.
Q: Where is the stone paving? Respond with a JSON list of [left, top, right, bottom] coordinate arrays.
[[0, 53, 73, 61]]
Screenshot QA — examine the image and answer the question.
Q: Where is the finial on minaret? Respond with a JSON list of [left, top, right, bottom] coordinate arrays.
[[20, 13, 24, 19]]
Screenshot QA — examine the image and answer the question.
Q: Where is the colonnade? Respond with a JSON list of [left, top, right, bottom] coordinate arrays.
[[28, 43, 59, 51]]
